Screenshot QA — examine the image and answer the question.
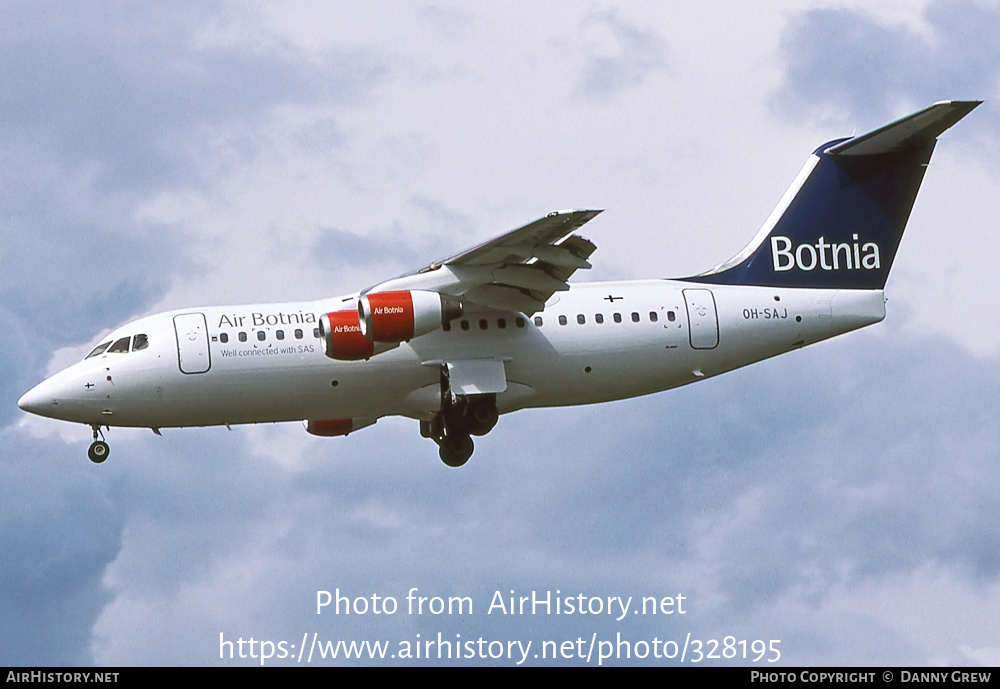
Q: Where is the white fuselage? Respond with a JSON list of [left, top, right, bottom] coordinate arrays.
[[19, 279, 885, 430]]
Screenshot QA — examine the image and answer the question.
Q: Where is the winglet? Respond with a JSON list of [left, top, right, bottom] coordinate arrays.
[[825, 100, 981, 156]]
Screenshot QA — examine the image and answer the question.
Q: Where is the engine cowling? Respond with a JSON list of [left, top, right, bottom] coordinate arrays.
[[358, 290, 461, 343], [318, 310, 398, 361], [304, 417, 377, 437]]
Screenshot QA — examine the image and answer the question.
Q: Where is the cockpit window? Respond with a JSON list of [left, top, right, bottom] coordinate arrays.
[[108, 337, 131, 354], [132, 334, 149, 351], [85, 341, 112, 359]]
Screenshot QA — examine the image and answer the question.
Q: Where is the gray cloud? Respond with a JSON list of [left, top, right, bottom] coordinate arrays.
[[659, 331, 1000, 598], [0, 306, 45, 427], [0, 1, 386, 363], [0, 431, 123, 666], [310, 195, 476, 289], [0, 149, 183, 345], [774, 0, 1000, 155], [572, 10, 669, 98], [0, 6, 389, 661], [0, 1, 383, 192]]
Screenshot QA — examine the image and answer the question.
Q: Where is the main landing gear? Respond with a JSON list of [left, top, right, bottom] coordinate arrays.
[[88, 425, 110, 464], [421, 393, 499, 468]]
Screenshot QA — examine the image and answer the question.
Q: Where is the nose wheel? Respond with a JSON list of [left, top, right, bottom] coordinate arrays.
[[88, 441, 110, 463], [88, 425, 110, 464]]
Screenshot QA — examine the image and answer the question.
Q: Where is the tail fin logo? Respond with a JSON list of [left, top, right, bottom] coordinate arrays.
[[681, 102, 979, 289], [771, 235, 881, 273]]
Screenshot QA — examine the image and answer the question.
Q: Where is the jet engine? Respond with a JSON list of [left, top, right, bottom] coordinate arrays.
[[304, 417, 377, 437], [358, 290, 462, 343], [318, 310, 398, 361]]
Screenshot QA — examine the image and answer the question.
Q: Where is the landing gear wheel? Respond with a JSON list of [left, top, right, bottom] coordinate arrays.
[[468, 403, 499, 436], [438, 435, 474, 468], [88, 440, 110, 464]]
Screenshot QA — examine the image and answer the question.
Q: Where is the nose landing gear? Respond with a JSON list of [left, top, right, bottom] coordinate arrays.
[[88, 425, 110, 464]]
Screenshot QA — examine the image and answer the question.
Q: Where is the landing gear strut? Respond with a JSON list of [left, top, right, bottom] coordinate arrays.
[[88, 425, 110, 464]]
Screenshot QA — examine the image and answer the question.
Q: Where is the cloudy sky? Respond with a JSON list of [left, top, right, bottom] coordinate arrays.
[[2, 0, 998, 667]]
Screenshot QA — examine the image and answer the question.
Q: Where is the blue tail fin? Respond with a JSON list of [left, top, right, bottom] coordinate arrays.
[[686, 101, 980, 289]]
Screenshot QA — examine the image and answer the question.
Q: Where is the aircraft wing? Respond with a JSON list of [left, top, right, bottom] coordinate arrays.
[[363, 209, 602, 314]]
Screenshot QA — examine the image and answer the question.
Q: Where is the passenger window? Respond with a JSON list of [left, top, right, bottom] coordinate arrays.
[[276, 330, 284, 341], [649, 311, 658, 322], [595, 313, 604, 324], [108, 337, 131, 354], [257, 331, 266, 341], [498, 318, 507, 329], [86, 341, 112, 359], [460, 320, 470, 331], [667, 310, 676, 322], [132, 334, 149, 351], [239, 332, 247, 342], [613, 313, 622, 323], [533, 316, 543, 327], [577, 314, 585, 325], [515, 317, 525, 328], [294, 329, 303, 339], [558, 315, 568, 326], [479, 319, 488, 330], [443, 321, 452, 332], [631, 312, 640, 323], [313, 328, 320, 338], [219, 333, 229, 344]]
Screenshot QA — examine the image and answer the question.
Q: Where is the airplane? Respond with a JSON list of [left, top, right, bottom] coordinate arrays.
[[18, 100, 980, 468]]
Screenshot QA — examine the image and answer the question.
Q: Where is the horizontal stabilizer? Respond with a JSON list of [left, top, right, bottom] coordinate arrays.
[[825, 100, 981, 156]]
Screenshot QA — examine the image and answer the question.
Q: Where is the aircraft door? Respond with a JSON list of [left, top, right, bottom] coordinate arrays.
[[174, 313, 211, 374], [683, 289, 719, 349]]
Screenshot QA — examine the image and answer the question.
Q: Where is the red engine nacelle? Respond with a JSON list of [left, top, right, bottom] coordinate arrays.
[[304, 417, 377, 437], [358, 290, 461, 343], [318, 310, 398, 361]]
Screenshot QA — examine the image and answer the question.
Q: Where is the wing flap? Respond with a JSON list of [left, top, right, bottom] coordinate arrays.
[[491, 264, 570, 294], [532, 244, 593, 270], [462, 284, 546, 314]]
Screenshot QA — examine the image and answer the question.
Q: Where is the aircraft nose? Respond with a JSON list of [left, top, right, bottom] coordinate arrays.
[[18, 385, 49, 415], [17, 376, 70, 418], [18, 364, 109, 423]]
